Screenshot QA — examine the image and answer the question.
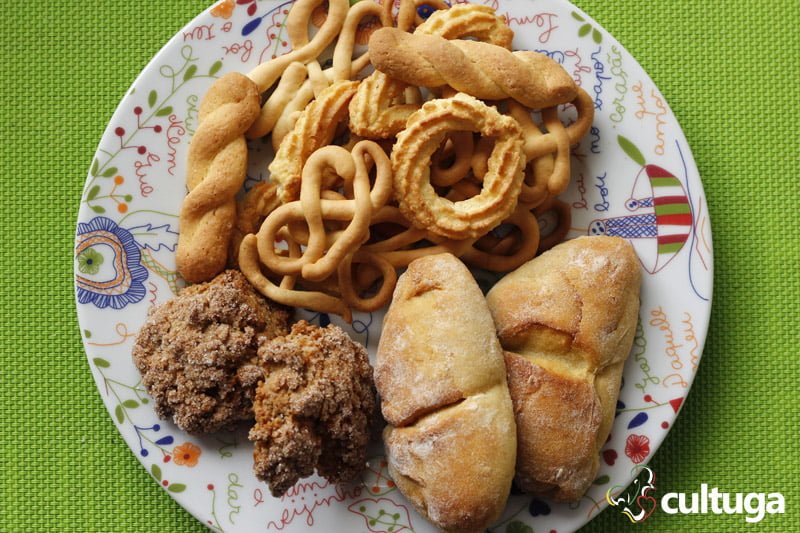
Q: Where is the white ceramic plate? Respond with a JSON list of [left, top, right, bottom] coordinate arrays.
[[75, 1, 713, 531]]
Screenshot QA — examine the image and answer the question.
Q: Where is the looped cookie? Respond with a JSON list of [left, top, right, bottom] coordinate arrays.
[[268, 80, 360, 203], [248, 0, 393, 141], [229, 181, 281, 266], [510, 87, 595, 201], [240, 141, 395, 321], [259, 141, 392, 280], [246, 0, 350, 138]]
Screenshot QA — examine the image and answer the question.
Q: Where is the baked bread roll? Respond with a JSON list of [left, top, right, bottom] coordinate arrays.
[[376, 253, 516, 533], [485, 236, 641, 502]]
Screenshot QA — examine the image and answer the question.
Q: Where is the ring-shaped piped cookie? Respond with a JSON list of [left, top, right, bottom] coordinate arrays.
[[391, 93, 525, 240]]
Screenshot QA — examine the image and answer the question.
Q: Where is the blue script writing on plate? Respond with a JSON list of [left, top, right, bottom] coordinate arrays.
[[591, 46, 611, 110], [593, 172, 610, 212]]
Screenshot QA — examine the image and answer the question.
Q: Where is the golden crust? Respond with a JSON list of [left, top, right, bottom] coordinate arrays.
[[504, 350, 601, 500], [176, 72, 261, 283], [384, 387, 516, 533], [486, 236, 641, 501], [376, 253, 516, 531]]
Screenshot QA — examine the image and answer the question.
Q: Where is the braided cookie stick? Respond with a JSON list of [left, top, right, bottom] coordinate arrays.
[[369, 27, 578, 109], [176, 72, 260, 283], [349, 3, 513, 139]]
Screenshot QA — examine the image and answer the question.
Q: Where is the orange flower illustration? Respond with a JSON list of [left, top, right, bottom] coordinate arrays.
[[211, 0, 235, 19], [172, 442, 202, 467]]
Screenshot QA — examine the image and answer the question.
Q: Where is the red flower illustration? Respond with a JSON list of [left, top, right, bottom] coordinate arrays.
[[624, 434, 650, 464]]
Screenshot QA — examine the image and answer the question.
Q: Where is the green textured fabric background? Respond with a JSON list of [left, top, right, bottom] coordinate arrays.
[[1, 0, 798, 531]]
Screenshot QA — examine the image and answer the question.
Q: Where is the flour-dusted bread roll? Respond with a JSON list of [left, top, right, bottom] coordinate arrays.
[[486, 236, 641, 502], [376, 253, 516, 533]]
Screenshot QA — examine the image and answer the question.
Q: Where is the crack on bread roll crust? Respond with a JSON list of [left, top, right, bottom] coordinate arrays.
[[504, 350, 600, 500], [376, 253, 516, 532], [486, 236, 641, 502], [384, 388, 515, 533]]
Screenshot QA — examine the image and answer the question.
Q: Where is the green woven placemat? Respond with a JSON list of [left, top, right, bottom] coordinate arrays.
[[1, 1, 798, 532]]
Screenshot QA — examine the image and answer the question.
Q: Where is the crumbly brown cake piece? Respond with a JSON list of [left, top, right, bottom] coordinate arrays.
[[249, 320, 378, 497], [132, 270, 290, 433]]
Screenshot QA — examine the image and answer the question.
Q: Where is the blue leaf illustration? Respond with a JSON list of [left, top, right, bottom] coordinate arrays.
[[242, 18, 262, 36], [128, 223, 179, 252], [628, 412, 649, 429], [155, 436, 174, 446]]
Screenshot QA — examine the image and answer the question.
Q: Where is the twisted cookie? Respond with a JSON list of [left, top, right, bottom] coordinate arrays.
[[176, 72, 260, 283], [349, 3, 513, 140], [369, 27, 578, 109]]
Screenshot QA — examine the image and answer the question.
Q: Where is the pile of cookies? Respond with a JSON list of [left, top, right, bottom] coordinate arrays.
[[175, 0, 594, 321], [133, 3, 648, 531]]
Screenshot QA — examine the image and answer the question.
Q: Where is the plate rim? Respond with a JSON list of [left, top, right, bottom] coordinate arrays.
[[74, 0, 715, 531]]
